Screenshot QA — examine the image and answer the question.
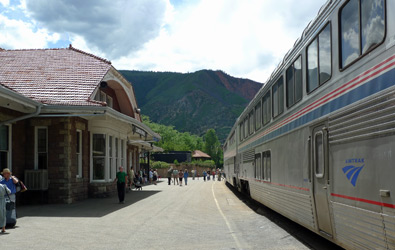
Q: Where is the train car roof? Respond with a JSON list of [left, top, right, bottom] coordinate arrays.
[[235, 0, 337, 124]]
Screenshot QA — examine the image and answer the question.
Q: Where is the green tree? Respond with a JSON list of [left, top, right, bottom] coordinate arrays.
[[204, 129, 223, 168], [142, 115, 204, 152]]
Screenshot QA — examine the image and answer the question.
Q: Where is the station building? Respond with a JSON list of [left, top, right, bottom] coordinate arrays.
[[0, 45, 160, 204]]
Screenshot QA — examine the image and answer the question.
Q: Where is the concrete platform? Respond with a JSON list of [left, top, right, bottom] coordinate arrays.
[[1, 178, 342, 250]]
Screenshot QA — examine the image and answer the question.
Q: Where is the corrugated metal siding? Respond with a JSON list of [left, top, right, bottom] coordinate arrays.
[[329, 90, 395, 144], [383, 213, 395, 249], [249, 181, 315, 229], [242, 148, 255, 163], [332, 202, 387, 250]]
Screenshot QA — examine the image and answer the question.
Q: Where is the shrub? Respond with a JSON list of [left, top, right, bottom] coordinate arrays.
[[173, 159, 180, 166], [151, 161, 170, 169], [191, 160, 216, 168]]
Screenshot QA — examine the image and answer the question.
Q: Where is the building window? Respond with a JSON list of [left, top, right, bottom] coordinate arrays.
[[35, 127, 48, 170], [272, 77, 284, 118], [255, 102, 261, 131], [262, 151, 271, 181], [109, 136, 114, 180], [95, 90, 114, 108], [121, 139, 125, 167], [107, 96, 113, 108], [286, 56, 303, 107], [76, 130, 82, 178], [92, 134, 106, 180], [307, 23, 332, 93], [0, 125, 10, 171], [262, 91, 271, 125], [340, 0, 385, 68], [115, 138, 119, 169]]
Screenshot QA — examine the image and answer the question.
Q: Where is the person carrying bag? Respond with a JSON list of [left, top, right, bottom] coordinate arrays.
[[0, 183, 11, 233]]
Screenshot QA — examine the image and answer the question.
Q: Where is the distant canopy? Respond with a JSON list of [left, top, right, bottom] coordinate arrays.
[[192, 150, 211, 159]]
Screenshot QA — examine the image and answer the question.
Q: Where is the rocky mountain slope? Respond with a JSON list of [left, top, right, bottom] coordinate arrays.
[[120, 69, 262, 141]]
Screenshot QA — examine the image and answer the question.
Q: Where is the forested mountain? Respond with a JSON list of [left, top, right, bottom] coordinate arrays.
[[120, 69, 262, 142]]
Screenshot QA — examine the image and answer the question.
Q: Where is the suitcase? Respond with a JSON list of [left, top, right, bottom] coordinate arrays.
[[5, 198, 17, 228]]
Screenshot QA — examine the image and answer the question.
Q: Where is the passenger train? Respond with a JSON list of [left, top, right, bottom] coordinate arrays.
[[223, 0, 394, 249]]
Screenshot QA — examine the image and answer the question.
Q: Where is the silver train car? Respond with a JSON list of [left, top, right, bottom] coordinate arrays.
[[223, 0, 394, 249]]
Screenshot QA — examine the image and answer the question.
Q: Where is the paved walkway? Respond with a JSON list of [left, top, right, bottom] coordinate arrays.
[[1, 178, 341, 250]]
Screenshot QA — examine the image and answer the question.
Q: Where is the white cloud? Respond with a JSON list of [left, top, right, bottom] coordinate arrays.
[[0, 0, 9, 7], [1, 0, 327, 83], [113, 0, 326, 82], [25, 0, 169, 59], [0, 14, 59, 49]]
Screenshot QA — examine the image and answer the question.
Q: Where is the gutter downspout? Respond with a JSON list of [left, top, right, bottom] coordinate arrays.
[[0, 105, 42, 126]]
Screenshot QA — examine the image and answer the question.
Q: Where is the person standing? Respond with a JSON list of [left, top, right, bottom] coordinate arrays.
[[167, 167, 173, 185], [0, 169, 18, 210], [128, 167, 134, 190], [184, 169, 189, 186], [0, 183, 10, 233], [114, 167, 128, 204], [178, 170, 183, 186], [212, 169, 216, 181], [149, 169, 153, 184], [173, 169, 179, 185], [153, 169, 158, 185], [203, 171, 207, 182]]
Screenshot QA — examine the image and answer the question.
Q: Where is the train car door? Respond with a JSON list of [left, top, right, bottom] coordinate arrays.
[[312, 125, 333, 236]]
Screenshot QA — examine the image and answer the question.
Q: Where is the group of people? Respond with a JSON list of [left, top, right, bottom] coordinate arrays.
[[114, 166, 159, 204], [166, 167, 190, 186], [0, 168, 19, 234], [202, 169, 222, 182], [166, 167, 223, 186]]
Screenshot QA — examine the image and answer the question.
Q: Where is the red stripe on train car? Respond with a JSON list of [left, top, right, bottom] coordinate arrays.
[[331, 193, 395, 209]]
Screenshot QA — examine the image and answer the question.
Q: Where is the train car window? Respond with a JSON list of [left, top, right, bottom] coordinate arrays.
[[315, 132, 324, 178], [307, 40, 318, 92], [230, 131, 235, 146], [286, 56, 303, 107], [262, 91, 271, 126], [244, 117, 249, 139], [307, 23, 332, 93], [255, 102, 261, 130], [262, 151, 271, 181], [272, 77, 284, 118], [340, 0, 385, 68], [249, 110, 254, 135], [255, 154, 261, 179], [239, 122, 243, 142], [319, 25, 332, 84]]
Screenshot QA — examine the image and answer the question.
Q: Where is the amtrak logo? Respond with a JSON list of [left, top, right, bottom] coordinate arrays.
[[342, 158, 365, 187]]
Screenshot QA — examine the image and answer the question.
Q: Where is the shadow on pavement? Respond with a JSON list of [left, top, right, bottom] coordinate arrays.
[[17, 190, 161, 218], [225, 182, 344, 250]]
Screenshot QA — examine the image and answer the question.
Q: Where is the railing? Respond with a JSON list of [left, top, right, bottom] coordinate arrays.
[[24, 169, 48, 190]]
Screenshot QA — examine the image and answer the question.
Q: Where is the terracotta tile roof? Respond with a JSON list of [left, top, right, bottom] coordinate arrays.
[[192, 150, 211, 158], [0, 45, 112, 106]]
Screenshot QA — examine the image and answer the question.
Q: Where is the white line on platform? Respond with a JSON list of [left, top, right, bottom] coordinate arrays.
[[211, 182, 244, 249]]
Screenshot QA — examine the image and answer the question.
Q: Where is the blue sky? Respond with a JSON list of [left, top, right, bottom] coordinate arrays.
[[0, 0, 326, 82]]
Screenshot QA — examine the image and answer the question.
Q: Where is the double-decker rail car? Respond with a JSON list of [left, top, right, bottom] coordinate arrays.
[[223, 0, 394, 249]]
